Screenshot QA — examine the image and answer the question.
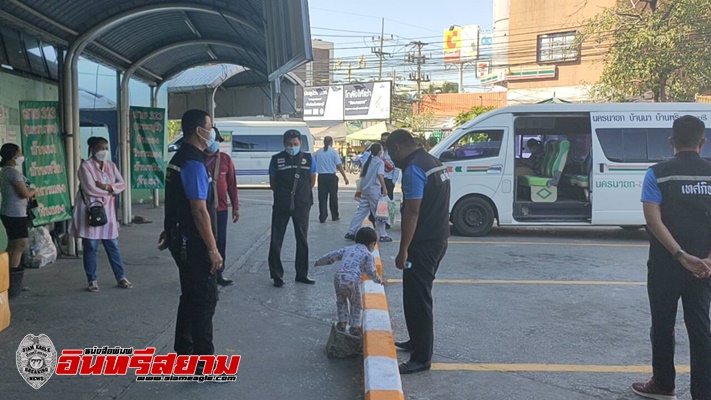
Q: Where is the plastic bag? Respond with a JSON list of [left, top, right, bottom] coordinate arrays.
[[22, 226, 57, 268], [376, 196, 390, 219], [388, 200, 400, 226]]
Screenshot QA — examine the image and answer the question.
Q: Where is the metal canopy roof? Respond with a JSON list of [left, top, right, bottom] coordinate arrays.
[[167, 63, 305, 93], [0, 0, 312, 85]]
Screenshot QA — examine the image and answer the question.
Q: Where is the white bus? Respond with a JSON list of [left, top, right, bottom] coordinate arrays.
[[168, 120, 314, 186], [429, 103, 711, 236]]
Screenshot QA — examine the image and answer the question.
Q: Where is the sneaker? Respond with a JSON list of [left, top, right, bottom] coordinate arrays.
[[379, 236, 393, 243], [344, 233, 355, 241], [399, 360, 431, 374], [394, 341, 414, 352], [632, 379, 677, 400]]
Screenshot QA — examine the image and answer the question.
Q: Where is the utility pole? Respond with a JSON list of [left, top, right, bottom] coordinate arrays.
[[371, 18, 393, 81], [406, 41, 430, 113]]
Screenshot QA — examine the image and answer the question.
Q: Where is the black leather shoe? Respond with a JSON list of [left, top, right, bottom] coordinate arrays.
[[332, 217, 340, 221], [394, 341, 414, 352], [295, 276, 316, 284], [273, 279, 284, 288], [399, 360, 431, 374], [217, 277, 234, 286]]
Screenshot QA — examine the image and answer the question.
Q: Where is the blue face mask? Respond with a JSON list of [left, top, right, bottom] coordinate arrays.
[[286, 146, 300, 156], [199, 127, 218, 152]]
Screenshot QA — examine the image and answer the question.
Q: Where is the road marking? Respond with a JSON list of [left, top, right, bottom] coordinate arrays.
[[390, 240, 647, 248], [385, 279, 646, 286], [431, 363, 689, 373]]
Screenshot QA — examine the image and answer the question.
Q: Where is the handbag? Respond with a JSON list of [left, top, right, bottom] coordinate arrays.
[[79, 161, 108, 227], [289, 153, 304, 211]]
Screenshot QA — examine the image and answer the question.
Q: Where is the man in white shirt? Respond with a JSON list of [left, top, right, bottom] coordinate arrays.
[[314, 136, 349, 223]]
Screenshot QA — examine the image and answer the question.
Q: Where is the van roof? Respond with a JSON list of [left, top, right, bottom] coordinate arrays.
[[497, 102, 711, 114], [213, 119, 309, 128]]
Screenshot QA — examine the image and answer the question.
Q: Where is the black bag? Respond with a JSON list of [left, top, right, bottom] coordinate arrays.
[[80, 188, 108, 227]]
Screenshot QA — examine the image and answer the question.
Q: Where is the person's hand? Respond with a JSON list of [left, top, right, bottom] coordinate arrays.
[[696, 257, 711, 279], [382, 188, 388, 197], [680, 254, 711, 279], [344, 177, 350, 185], [395, 249, 407, 270], [157, 231, 169, 251], [95, 181, 105, 190], [232, 209, 240, 223], [208, 250, 223, 274]]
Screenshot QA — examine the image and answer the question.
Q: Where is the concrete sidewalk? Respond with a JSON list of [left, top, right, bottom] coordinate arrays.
[[0, 195, 364, 400]]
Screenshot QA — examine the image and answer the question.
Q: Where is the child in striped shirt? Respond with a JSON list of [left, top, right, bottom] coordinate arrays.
[[314, 227, 383, 336]]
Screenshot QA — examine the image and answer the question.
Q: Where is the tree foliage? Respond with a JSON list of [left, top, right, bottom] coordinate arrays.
[[580, 0, 711, 102], [454, 106, 496, 127]]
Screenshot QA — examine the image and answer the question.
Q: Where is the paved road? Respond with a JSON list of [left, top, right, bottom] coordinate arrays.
[[0, 183, 689, 400]]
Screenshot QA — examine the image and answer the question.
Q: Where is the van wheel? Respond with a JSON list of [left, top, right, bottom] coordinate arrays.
[[620, 225, 644, 231], [452, 197, 494, 237]]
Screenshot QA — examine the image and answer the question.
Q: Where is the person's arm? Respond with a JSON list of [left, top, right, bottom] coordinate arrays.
[[78, 162, 106, 197], [310, 155, 317, 188], [106, 162, 126, 195], [225, 155, 240, 222], [314, 248, 346, 267], [363, 253, 382, 284], [641, 169, 711, 278], [396, 166, 426, 270], [12, 179, 35, 199], [335, 152, 349, 184], [182, 161, 222, 272], [377, 160, 387, 196], [268, 156, 277, 191]]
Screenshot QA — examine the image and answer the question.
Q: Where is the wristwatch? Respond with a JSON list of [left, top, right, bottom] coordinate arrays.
[[674, 248, 686, 260]]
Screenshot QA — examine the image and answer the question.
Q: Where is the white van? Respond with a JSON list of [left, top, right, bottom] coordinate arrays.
[[430, 103, 711, 236], [168, 120, 314, 186]]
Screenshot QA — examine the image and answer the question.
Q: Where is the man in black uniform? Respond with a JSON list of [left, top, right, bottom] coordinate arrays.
[[635, 115, 711, 400], [158, 109, 223, 361], [385, 129, 451, 374], [268, 129, 317, 287]]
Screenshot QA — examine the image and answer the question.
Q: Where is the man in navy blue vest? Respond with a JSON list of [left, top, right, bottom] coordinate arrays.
[[635, 115, 711, 400], [386, 129, 451, 374]]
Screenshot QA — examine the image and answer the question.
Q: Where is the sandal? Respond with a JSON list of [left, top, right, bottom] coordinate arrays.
[[349, 327, 363, 336], [379, 236, 393, 243], [87, 281, 99, 292], [117, 278, 133, 289]]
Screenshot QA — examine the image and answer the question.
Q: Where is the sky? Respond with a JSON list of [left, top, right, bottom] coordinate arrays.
[[308, 0, 494, 89]]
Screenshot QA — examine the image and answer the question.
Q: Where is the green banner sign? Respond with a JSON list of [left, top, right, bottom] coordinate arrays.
[[130, 106, 165, 189], [19, 101, 73, 226]]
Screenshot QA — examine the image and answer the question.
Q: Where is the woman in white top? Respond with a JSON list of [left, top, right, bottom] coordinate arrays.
[[0, 143, 37, 270], [70, 137, 132, 292], [345, 143, 391, 242]]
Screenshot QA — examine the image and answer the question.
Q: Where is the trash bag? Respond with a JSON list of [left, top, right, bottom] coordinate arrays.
[[22, 226, 57, 269]]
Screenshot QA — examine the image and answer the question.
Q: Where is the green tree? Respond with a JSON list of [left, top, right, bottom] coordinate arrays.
[[167, 120, 181, 142], [454, 106, 496, 127], [579, 0, 711, 102]]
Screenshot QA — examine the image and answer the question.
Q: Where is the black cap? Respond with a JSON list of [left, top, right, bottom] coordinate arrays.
[[214, 126, 225, 143]]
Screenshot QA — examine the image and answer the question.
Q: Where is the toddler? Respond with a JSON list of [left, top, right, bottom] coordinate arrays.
[[314, 226, 383, 336]]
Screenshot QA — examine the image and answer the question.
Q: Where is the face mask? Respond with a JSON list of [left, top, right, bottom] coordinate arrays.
[[286, 146, 300, 156], [15, 156, 25, 165], [199, 127, 217, 151], [94, 150, 109, 162], [207, 141, 220, 154]]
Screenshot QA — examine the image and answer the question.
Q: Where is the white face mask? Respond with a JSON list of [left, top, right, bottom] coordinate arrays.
[[94, 150, 109, 162], [15, 156, 24, 165]]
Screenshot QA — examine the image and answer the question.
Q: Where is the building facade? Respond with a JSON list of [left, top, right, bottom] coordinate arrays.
[[485, 0, 616, 103], [293, 39, 334, 116]]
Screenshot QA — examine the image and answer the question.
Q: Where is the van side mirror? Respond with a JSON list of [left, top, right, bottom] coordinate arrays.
[[439, 150, 456, 162], [168, 144, 179, 152]]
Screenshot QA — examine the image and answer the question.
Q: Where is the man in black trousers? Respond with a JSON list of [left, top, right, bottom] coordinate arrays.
[[268, 130, 317, 287], [385, 129, 451, 374], [634, 115, 711, 400]]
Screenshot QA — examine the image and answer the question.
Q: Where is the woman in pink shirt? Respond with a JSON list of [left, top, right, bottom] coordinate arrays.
[[205, 131, 239, 286], [70, 137, 132, 292]]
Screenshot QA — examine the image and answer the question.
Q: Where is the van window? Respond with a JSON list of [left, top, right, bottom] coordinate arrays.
[[597, 128, 711, 162], [449, 130, 504, 160], [232, 134, 309, 153]]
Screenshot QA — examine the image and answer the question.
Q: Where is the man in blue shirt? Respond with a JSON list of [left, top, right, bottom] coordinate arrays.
[[268, 130, 318, 287], [315, 136, 349, 223], [159, 109, 222, 366], [635, 115, 711, 400], [386, 129, 450, 374]]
